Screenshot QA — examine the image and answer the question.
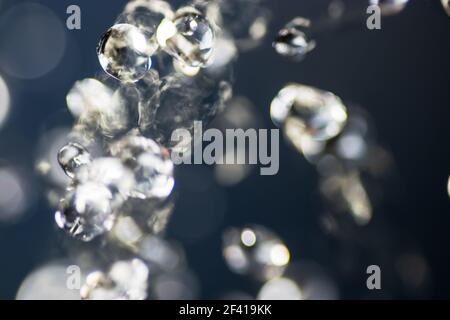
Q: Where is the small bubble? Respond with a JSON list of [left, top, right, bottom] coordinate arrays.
[[273, 17, 316, 61], [57, 142, 91, 179]]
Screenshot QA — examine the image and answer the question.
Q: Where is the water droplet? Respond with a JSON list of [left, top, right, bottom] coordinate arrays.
[[97, 24, 154, 82], [270, 84, 348, 155], [81, 259, 149, 300], [76, 157, 136, 206], [111, 134, 175, 200], [222, 225, 290, 281], [55, 182, 116, 241], [57, 142, 91, 179], [157, 7, 214, 67], [258, 277, 303, 300], [273, 17, 316, 61], [370, 0, 409, 15]]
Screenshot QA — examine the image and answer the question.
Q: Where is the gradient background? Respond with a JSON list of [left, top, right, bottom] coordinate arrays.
[[0, 0, 449, 299]]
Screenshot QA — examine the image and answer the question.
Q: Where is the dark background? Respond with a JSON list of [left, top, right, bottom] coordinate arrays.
[[0, 0, 449, 299]]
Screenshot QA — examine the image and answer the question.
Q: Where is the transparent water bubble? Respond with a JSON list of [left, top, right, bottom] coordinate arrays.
[[55, 182, 116, 241], [81, 259, 149, 300], [442, 0, 450, 16], [156, 7, 214, 68], [97, 23, 154, 83], [369, 0, 409, 15], [270, 84, 348, 155], [110, 134, 175, 199], [57, 142, 91, 179], [138, 235, 186, 272], [222, 225, 291, 281], [273, 17, 316, 61], [0, 167, 30, 224]]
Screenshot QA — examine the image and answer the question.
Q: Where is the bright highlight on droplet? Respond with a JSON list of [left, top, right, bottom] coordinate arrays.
[[241, 229, 257, 247], [0, 75, 10, 129]]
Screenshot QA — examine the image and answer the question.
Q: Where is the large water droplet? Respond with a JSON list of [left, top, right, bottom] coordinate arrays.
[[57, 142, 91, 179], [97, 24, 154, 82]]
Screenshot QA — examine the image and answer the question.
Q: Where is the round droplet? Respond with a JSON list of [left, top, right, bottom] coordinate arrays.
[[222, 225, 291, 281], [120, 0, 174, 34], [369, 0, 409, 15], [76, 157, 136, 206], [273, 17, 316, 61], [57, 142, 91, 179], [157, 7, 214, 67], [81, 259, 148, 300], [111, 134, 175, 199], [55, 182, 116, 241], [271, 84, 348, 154], [97, 23, 154, 82]]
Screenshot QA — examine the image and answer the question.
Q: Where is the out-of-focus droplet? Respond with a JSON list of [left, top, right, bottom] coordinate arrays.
[[370, 0, 409, 15], [151, 269, 199, 300], [66, 78, 113, 118], [120, 0, 174, 35], [16, 262, 81, 300], [258, 277, 303, 300], [111, 134, 175, 199], [0, 74, 10, 129], [447, 175, 450, 198], [206, 32, 237, 73], [209, 0, 270, 51], [76, 157, 135, 206], [320, 171, 372, 225], [301, 108, 373, 169], [0, 167, 29, 224], [98, 24, 154, 82], [138, 235, 185, 272], [442, 0, 450, 16], [157, 7, 214, 67], [112, 215, 144, 248], [0, 3, 66, 79], [222, 225, 290, 281], [271, 84, 348, 155], [57, 142, 91, 179], [81, 259, 149, 300], [396, 253, 429, 292], [273, 17, 316, 61], [328, 0, 346, 20], [55, 182, 116, 241]]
